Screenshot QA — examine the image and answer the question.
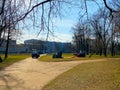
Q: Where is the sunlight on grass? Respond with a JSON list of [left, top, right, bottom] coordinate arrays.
[[39, 53, 120, 62], [40, 53, 87, 62], [42, 59, 120, 90]]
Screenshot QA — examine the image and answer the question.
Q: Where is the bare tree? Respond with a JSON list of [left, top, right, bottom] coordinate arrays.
[[72, 20, 92, 54], [90, 8, 116, 56], [0, 0, 67, 58]]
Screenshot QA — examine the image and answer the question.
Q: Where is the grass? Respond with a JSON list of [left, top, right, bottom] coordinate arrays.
[[0, 54, 30, 70], [40, 53, 120, 62], [42, 59, 120, 90]]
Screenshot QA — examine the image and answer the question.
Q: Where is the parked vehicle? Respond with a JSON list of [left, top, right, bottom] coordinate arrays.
[[32, 49, 39, 58]]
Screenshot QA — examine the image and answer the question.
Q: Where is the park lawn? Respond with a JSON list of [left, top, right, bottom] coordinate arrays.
[[40, 53, 78, 62], [42, 59, 120, 90], [0, 54, 30, 70], [40, 53, 120, 62]]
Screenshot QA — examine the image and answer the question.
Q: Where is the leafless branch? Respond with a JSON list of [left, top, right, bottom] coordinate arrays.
[[18, 0, 52, 21], [103, 0, 120, 14]]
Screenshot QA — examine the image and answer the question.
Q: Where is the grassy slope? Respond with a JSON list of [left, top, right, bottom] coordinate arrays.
[[0, 54, 30, 70], [42, 59, 120, 90], [40, 53, 120, 62]]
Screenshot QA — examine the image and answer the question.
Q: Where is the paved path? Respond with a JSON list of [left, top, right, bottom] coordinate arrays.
[[0, 57, 107, 90]]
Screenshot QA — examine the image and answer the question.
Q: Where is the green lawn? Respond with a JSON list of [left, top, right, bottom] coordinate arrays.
[[0, 54, 30, 70], [42, 59, 120, 90], [40, 53, 120, 62]]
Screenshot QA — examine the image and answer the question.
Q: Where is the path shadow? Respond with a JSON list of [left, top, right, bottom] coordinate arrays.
[[0, 72, 41, 90], [0, 73, 25, 90], [0, 67, 4, 70]]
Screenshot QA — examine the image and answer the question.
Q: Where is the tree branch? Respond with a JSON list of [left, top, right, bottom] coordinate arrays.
[[0, 0, 6, 15], [18, 0, 52, 21], [103, 0, 118, 12]]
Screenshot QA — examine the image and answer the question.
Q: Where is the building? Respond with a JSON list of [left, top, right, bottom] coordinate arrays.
[[0, 39, 73, 54], [0, 39, 27, 54], [24, 39, 73, 53]]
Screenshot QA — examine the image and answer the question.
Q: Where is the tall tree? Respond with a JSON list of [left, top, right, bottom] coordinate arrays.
[[72, 21, 91, 54], [91, 8, 114, 56]]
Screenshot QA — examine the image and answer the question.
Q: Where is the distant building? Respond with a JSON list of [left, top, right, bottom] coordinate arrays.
[[0, 39, 16, 53], [0, 39, 73, 54], [24, 39, 45, 53], [0, 39, 27, 54], [24, 39, 73, 53], [45, 41, 73, 53]]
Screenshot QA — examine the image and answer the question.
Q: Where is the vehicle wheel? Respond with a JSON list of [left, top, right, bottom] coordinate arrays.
[[36, 56, 38, 58]]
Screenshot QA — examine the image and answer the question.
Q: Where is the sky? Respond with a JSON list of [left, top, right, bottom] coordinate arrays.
[[17, 0, 104, 44]]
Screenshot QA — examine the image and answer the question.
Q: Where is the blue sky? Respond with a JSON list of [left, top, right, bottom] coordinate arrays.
[[17, 0, 103, 44]]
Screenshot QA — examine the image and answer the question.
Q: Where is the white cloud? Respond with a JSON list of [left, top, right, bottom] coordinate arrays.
[[47, 33, 72, 42], [52, 18, 75, 28], [17, 31, 73, 44]]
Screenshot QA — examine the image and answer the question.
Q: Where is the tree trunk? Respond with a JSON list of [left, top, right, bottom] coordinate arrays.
[[111, 42, 115, 56], [4, 36, 9, 59], [103, 47, 107, 57], [4, 29, 10, 59], [99, 49, 102, 56]]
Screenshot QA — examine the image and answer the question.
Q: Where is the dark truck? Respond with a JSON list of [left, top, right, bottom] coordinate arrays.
[[32, 49, 39, 58]]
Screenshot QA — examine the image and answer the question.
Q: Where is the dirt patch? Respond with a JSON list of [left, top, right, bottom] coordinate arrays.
[[0, 57, 107, 90]]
